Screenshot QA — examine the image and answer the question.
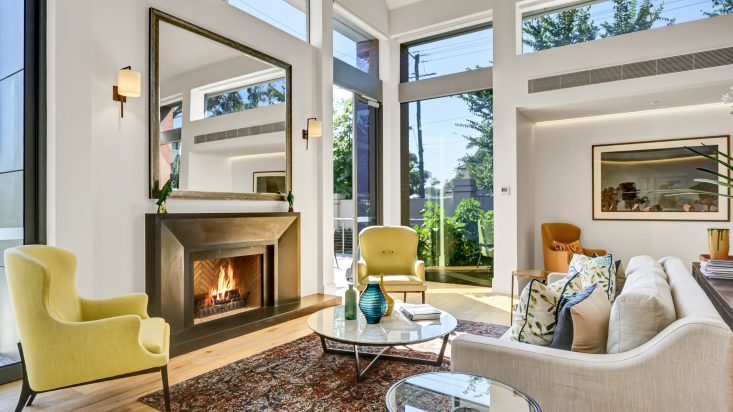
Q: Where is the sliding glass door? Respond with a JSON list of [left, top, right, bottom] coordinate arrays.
[[333, 86, 381, 285]]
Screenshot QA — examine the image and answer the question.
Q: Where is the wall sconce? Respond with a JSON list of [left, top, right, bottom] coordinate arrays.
[[302, 117, 322, 150], [112, 66, 141, 118]]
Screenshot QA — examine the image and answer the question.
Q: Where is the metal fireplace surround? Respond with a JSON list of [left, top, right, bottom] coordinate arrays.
[[145, 212, 314, 356]]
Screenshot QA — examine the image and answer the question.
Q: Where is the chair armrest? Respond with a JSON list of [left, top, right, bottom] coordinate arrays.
[[544, 249, 573, 272], [81, 293, 150, 321], [356, 259, 368, 287], [451, 318, 733, 412], [584, 248, 607, 257], [412, 260, 425, 281], [25, 315, 169, 391]]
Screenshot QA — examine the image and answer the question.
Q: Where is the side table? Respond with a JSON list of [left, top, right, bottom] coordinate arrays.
[[510, 269, 549, 324]]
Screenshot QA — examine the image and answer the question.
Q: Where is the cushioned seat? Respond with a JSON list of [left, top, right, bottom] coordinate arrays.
[[357, 226, 428, 303], [139, 318, 167, 354]]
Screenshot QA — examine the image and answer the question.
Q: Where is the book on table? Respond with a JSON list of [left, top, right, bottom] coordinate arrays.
[[400, 304, 442, 321]]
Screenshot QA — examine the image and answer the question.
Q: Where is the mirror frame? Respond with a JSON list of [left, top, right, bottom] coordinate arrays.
[[149, 8, 292, 201]]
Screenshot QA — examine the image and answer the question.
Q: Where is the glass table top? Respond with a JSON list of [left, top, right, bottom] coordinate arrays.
[[307, 305, 457, 346], [386, 372, 541, 412]]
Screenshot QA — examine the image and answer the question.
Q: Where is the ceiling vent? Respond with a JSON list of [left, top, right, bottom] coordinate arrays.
[[528, 46, 733, 94]]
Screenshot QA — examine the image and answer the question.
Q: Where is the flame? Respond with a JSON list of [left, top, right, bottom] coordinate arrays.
[[208, 260, 236, 305]]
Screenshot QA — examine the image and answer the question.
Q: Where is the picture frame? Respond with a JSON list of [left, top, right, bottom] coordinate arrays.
[[592, 135, 731, 221], [253, 171, 286, 194]]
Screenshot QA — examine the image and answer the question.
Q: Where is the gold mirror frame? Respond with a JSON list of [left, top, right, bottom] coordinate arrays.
[[149, 8, 292, 201]]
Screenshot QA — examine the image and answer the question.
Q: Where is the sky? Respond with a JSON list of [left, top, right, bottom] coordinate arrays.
[[229, 0, 726, 188]]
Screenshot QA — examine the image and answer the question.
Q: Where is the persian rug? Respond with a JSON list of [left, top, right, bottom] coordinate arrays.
[[139, 320, 508, 412]]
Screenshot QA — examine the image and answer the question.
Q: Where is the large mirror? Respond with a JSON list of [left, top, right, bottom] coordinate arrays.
[[149, 9, 291, 200]]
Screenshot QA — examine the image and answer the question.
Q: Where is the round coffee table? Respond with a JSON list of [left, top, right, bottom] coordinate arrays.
[[307, 305, 457, 382], [386, 372, 542, 412]]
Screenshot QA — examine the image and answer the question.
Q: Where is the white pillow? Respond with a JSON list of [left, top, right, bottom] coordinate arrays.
[[606, 263, 675, 353]]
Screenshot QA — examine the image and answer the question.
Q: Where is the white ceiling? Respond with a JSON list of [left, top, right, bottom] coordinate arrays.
[[385, 0, 423, 10]]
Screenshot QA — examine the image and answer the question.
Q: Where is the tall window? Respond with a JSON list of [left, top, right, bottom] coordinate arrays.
[[523, 0, 733, 53], [204, 78, 286, 118], [405, 91, 494, 286], [333, 10, 379, 76], [228, 0, 308, 42], [404, 25, 493, 82]]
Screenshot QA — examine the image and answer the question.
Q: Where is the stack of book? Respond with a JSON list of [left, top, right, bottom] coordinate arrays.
[[400, 304, 442, 321], [701, 259, 733, 279]]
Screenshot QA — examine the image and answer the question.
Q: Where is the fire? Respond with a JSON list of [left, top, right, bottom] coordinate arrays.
[[208, 260, 237, 305]]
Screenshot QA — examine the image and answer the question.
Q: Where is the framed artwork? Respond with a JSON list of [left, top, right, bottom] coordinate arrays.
[[592, 135, 730, 221], [253, 171, 286, 194]]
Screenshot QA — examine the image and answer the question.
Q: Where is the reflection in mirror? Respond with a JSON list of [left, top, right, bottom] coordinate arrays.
[[153, 12, 290, 199]]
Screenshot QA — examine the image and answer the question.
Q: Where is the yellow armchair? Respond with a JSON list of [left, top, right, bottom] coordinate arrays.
[[4, 245, 171, 412], [356, 226, 427, 303]]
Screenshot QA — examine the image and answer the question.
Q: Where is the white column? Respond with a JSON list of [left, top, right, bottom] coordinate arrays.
[[380, 38, 402, 226], [311, 0, 336, 293]]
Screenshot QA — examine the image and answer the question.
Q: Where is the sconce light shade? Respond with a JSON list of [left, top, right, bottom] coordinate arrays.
[[303, 117, 322, 150], [117, 68, 141, 97], [306, 118, 322, 138]]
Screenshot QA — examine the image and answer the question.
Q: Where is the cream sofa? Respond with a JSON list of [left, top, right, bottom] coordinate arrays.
[[451, 256, 733, 412]]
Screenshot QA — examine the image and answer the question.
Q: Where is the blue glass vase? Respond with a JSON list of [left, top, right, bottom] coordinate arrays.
[[359, 281, 387, 324]]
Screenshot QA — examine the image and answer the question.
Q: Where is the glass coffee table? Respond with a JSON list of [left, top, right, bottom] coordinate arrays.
[[307, 305, 457, 382], [386, 372, 541, 412]]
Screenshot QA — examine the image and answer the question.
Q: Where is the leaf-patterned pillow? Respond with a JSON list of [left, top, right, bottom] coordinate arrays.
[[509, 274, 583, 346], [569, 253, 617, 302]]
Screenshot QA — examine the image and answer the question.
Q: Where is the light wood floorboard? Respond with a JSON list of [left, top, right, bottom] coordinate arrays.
[[0, 281, 510, 411]]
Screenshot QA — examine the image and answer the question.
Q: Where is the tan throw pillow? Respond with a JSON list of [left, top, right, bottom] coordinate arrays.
[[552, 240, 584, 255], [607, 263, 675, 354], [569, 286, 611, 353]]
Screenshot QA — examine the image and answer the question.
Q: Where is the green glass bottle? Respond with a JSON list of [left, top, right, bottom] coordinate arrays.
[[345, 282, 357, 320]]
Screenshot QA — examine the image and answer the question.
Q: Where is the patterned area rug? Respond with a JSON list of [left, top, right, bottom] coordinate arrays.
[[140, 320, 508, 412]]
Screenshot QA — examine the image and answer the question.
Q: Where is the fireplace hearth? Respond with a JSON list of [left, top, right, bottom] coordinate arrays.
[[146, 213, 339, 356]]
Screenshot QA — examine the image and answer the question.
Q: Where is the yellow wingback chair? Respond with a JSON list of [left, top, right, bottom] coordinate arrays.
[[4, 245, 171, 412], [541, 223, 607, 273], [357, 226, 427, 303]]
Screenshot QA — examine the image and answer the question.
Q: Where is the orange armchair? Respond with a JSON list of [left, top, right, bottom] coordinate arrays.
[[541, 223, 606, 272]]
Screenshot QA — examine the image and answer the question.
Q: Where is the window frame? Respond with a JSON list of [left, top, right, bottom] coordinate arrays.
[[227, 0, 311, 44]]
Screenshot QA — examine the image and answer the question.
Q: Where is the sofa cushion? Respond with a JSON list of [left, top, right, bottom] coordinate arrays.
[[551, 284, 611, 353], [569, 254, 616, 302], [508, 275, 583, 346], [607, 262, 675, 353]]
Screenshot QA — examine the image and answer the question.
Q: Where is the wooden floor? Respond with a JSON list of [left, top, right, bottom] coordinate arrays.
[[0, 282, 511, 411]]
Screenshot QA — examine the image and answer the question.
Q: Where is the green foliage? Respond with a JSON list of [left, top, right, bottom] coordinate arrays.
[[523, 0, 671, 52], [705, 0, 733, 17], [523, 6, 598, 51], [599, 0, 671, 38], [333, 97, 353, 198], [456, 90, 494, 193], [205, 79, 286, 117], [413, 199, 494, 266], [408, 153, 438, 195]]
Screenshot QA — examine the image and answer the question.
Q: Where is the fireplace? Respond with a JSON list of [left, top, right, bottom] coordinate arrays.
[[146, 213, 339, 356], [192, 248, 264, 324]]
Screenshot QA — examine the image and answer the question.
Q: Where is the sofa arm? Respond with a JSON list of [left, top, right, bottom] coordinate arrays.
[[451, 318, 733, 412], [412, 260, 425, 281], [356, 259, 368, 288], [81, 293, 150, 321], [546, 272, 568, 284]]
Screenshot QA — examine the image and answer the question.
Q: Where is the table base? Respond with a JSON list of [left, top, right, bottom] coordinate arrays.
[[319, 335, 450, 383]]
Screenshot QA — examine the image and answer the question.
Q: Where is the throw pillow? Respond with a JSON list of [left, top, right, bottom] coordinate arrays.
[[591, 253, 626, 296], [509, 274, 583, 346], [607, 262, 675, 353], [552, 240, 584, 255], [569, 253, 616, 302], [551, 283, 611, 353]]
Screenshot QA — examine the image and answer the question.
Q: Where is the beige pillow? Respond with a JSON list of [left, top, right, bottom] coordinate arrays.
[[607, 263, 675, 354], [570, 286, 611, 353]]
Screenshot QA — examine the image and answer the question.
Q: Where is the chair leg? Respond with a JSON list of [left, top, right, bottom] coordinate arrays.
[[421, 291, 426, 304], [161, 365, 171, 412], [403, 292, 407, 302], [15, 343, 35, 412]]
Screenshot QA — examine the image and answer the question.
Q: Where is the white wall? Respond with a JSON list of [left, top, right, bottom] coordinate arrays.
[[47, 0, 320, 298], [532, 104, 733, 267], [231, 154, 287, 193]]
